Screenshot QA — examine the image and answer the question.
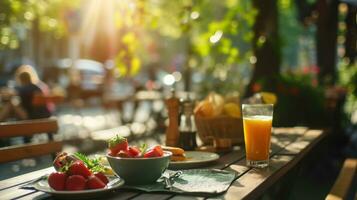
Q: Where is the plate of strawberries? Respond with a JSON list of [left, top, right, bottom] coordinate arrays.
[[31, 152, 124, 199]]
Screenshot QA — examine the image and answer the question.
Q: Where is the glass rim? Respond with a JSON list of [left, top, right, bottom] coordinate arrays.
[[242, 104, 273, 107]]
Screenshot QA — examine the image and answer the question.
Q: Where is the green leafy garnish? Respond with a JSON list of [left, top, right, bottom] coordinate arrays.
[[74, 153, 105, 173], [139, 143, 148, 154], [59, 161, 71, 173]]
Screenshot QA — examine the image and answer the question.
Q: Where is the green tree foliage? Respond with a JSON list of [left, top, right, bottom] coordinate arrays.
[[278, 0, 303, 69], [0, 0, 80, 50], [1, 0, 256, 91], [139, 0, 256, 94], [195, 0, 255, 95], [338, 61, 357, 118]]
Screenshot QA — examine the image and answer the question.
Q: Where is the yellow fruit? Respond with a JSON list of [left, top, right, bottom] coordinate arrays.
[[223, 103, 241, 118], [260, 92, 277, 104], [224, 92, 240, 104], [194, 100, 215, 117], [206, 92, 224, 116], [103, 167, 115, 176]]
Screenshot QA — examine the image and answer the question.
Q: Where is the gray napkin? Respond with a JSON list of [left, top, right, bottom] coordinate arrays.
[[123, 169, 237, 195]]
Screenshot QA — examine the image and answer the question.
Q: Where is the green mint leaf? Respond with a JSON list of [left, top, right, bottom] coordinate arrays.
[[74, 152, 105, 173], [139, 143, 148, 154], [74, 152, 91, 167]]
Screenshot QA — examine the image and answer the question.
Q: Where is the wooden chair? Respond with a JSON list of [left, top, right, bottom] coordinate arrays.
[[32, 93, 64, 106], [0, 118, 62, 163], [326, 158, 357, 200]]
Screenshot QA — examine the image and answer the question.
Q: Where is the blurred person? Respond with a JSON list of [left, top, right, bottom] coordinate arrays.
[[0, 65, 52, 122], [15, 65, 53, 118]]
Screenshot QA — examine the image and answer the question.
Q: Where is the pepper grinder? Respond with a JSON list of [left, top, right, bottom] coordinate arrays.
[[165, 89, 180, 147]]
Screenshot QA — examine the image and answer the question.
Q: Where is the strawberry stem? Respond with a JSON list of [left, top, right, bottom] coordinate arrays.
[[108, 135, 127, 148]]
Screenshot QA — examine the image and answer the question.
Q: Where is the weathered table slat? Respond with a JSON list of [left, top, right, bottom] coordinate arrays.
[[0, 187, 39, 200], [0, 128, 326, 200], [216, 155, 293, 200], [106, 191, 143, 199], [14, 190, 140, 200], [14, 191, 51, 200], [0, 167, 52, 190], [131, 193, 174, 200], [0, 167, 54, 199], [169, 196, 204, 200], [279, 129, 325, 154], [210, 148, 246, 169], [1, 188, 140, 200]]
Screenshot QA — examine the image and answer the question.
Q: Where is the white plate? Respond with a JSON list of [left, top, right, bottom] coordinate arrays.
[[33, 176, 124, 199], [168, 151, 220, 169]]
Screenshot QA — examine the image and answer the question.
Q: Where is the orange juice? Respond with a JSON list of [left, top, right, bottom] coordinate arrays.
[[243, 115, 272, 161]]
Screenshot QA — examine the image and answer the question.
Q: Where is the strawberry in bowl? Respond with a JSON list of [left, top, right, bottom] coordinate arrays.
[[108, 135, 129, 156], [106, 135, 172, 185]]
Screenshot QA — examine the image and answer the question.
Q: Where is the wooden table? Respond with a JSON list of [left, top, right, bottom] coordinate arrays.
[[0, 127, 328, 200]]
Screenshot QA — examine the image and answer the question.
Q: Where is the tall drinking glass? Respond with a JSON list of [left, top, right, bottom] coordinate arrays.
[[242, 104, 273, 168]]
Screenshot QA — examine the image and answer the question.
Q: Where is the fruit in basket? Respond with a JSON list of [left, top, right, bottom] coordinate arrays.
[[206, 92, 225, 116], [195, 92, 226, 117], [194, 92, 244, 146], [223, 103, 241, 118], [194, 100, 215, 117], [195, 92, 242, 118]]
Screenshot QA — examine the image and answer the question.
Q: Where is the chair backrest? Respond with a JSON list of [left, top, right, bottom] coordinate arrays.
[[0, 118, 62, 163], [326, 158, 357, 200], [32, 93, 64, 106]]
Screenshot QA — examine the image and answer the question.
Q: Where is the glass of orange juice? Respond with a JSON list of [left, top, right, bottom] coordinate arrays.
[[242, 104, 273, 168]]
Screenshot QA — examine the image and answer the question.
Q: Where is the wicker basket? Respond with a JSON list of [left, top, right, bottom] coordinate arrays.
[[195, 115, 244, 145]]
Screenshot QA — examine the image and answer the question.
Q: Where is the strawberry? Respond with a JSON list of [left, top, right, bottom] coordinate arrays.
[[94, 172, 109, 184], [144, 145, 164, 158], [128, 146, 141, 157], [108, 135, 128, 156], [48, 172, 67, 191], [53, 152, 68, 171], [87, 175, 106, 189], [53, 152, 79, 171], [116, 150, 131, 158], [67, 161, 92, 178], [65, 175, 86, 191], [107, 149, 116, 157]]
